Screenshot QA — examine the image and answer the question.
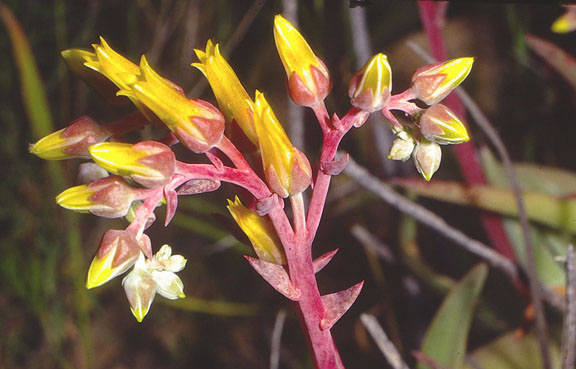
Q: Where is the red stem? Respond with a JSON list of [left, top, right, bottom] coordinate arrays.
[[417, 1, 516, 261]]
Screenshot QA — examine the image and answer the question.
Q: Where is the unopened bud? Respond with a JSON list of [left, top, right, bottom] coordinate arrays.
[[86, 230, 148, 289], [253, 91, 312, 197], [89, 141, 175, 188], [411, 57, 474, 105], [274, 15, 331, 107], [413, 139, 442, 181], [29, 116, 110, 160], [349, 53, 392, 112], [389, 137, 415, 161], [418, 104, 469, 144], [56, 176, 137, 218]]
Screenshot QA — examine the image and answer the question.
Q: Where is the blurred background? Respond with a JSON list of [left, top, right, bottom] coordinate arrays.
[[1, 1, 575, 369]]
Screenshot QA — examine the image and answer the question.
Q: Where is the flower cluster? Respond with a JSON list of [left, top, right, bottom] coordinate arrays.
[[30, 14, 473, 336], [349, 54, 473, 180]]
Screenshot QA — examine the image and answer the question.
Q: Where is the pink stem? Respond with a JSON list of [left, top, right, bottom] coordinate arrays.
[[418, 0, 516, 261]]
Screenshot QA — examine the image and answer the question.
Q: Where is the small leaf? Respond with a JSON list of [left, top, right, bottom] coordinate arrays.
[[244, 256, 300, 301], [320, 281, 364, 330], [164, 188, 178, 226], [418, 264, 488, 369], [313, 249, 339, 273]]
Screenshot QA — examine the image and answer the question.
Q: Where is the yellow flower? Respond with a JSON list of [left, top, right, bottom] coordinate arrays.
[[411, 57, 474, 105], [121, 56, 225, 153], [89, 141, 175, 188], [227, 196, 286, 264], [273, 15, 331, 106], [253, 91, 311, 197], [83, 37, 141, 91], [349, 53, 392, 112], [192, 40, 257, 147]]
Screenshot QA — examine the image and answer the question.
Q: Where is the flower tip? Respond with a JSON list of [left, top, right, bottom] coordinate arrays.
[[131, 306, 148, 322], [552, 17, 572, 33], [86, 256, 113, 289]]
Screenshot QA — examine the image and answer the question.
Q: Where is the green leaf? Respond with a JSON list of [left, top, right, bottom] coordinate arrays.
[[464, 332, 560, 369], [418, 264, 488, 369]]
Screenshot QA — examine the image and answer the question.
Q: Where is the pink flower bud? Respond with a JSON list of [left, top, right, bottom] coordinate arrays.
[[418, 104, 469, 145], [412, 139, 442, 181], [29, 116, 111, 160], [348, 53, 392, 112], [411, 57, 474, 105], [86, 230, 148, 289], [56, 176, 137, 218]]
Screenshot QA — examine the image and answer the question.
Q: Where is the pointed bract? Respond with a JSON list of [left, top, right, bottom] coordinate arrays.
[[245, 256, 300, 300], [320, 281, 364, 330]]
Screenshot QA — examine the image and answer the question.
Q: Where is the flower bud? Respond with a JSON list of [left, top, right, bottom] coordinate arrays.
[[89, 141, 175, 188], [253, 91, 312, 197], [192, 41, 258, 147], [349, 53, 392, 112], [418, 104, 469, 144], [389, 137, 415, 161], [411, 57, 474, 105], [29, 116, 110, 160], [121, 56, 225, 153], [413, 139, 442, 181], [227, 197, 286, 264], [274, 14, 331, 107], [56, 176, 137, 218], [552, 6, 576, 34], [86, 230, 148, 289], [122, 254, 156, 322]]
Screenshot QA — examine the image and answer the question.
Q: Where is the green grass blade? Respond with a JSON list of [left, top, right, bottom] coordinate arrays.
[[418, 264, 488, 369]]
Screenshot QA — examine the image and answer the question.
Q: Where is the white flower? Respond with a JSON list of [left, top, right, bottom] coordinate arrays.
[[122, 245, 187, 322]]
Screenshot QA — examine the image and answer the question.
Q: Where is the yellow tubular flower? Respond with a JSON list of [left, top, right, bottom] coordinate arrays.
[[349, 53, 392, 112], [411, 57, 474, 105], [83, 37, 141, 91], [121, 56, 225, 153], [253, 91, 311, 197], [192, 41, 258, 146], [89, 141, 175, 188], [273, 15, 331, 107], [227, 197, 286, 264]]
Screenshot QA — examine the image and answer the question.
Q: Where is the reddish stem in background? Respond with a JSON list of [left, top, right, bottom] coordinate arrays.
[[417, 1, 517, 262]]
